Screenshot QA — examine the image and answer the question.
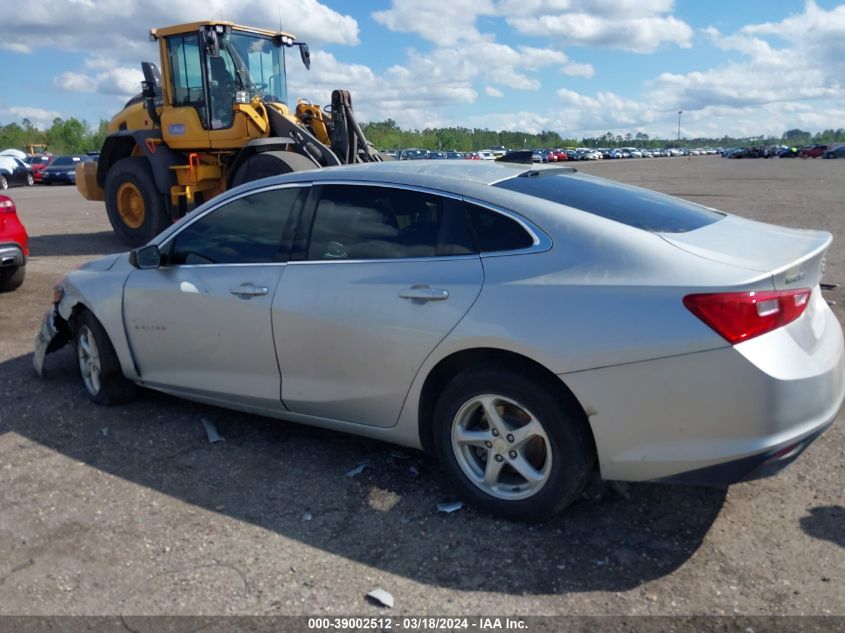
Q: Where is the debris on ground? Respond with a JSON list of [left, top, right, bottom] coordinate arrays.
[[436, 501, 464, 514], [200, 417, 224, 444], [344, 462, 368, 478], [367, 486, 401, 512], [100, 427, 108, 437], [302, 512, 312, 521], [366, 587, 394, 608], [408, 465, 419, 476]]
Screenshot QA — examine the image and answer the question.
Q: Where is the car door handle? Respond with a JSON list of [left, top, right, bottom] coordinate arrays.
[[229, 283, 269, 298], [398, 286, 449, 301]]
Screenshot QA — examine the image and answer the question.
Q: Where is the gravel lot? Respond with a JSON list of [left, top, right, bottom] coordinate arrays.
[[0, 157, 843, 620]]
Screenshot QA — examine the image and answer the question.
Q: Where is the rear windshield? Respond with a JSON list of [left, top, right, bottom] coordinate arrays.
[[495, 172, 724, 233]]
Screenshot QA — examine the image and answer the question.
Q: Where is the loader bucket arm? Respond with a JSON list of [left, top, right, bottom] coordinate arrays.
[[330, 90, 382, 164]]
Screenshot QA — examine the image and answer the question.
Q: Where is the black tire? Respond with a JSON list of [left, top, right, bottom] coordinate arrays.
[[71, 310, 139, 406], [432, 368, 595, 522], [230, 150, 317, 188], [0, 265, 25, 292], [104, 157, 169, 248], [0, 175, 7, 190]]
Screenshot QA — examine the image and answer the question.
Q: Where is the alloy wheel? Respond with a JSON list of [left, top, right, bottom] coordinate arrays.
[[77, 325, 102, 396], [451, 394, 553, 500]]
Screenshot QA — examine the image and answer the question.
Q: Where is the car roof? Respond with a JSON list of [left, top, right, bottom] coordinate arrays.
[[296, 159, 574, 188]]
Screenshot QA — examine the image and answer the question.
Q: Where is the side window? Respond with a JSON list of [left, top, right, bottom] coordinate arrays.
[[466, 203, 534, 253], [307, 185, 476, 260], [169, 187, 301, 265], [207, 51, 238, 130], [167, 34, 207, 123]]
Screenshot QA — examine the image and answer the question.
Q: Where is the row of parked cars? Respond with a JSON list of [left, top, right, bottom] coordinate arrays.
[[722, 144, 845, 159], [388, 148, 505, 161], [0, 151, 95, 190], [536, 147, 720, 161], [386, 146, 724, 163]]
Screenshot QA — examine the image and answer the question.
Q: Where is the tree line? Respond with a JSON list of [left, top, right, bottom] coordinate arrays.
[[0, 118, 108, 155], [362, 120, 845, 151], [3, 115, 844, 156]]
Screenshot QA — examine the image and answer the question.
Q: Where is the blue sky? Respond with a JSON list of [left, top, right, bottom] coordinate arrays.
[[1, 1, 843, 140]]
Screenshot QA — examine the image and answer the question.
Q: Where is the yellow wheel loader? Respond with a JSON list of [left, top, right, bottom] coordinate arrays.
[[77, 21, 386, 247]]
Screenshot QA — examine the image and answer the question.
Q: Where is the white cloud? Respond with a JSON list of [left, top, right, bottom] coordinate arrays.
[[466, 110, 564, 135], [287, 50, 477, 129], [518, 46, 569, 69], [372, 0, 496, 45], [562, 62, 595, 77], [55, 72, 96, 93], [557, 88, 658, 130], [647, 3, 845, 115], [372, 0, 692, 53], [286, 34, 573, 128], [0, 0, 359, 58], [55, 67, 145, 97], [507, 13, 693, 53], [496, 0, 676, 20], [0, 42, 29, 54], [0, 106, 64, 129]]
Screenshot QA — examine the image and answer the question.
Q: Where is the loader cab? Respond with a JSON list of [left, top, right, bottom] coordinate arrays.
[[152, 21, 303, 150]]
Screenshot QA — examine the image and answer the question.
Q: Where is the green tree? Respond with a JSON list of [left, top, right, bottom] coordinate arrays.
[[45, 117, 90, 153], [783, 128, 811, 145], [87, 119, 110, 152]]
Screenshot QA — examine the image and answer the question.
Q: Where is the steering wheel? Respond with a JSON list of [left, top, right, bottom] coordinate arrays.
[[324, 241, 347, 259]]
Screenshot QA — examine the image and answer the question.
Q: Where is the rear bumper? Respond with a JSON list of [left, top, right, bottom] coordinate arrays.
[[42, 173, 76, 184], [657, 421, 832, 485], [0, 243, 25, 268], [563, 293, 845, 483]]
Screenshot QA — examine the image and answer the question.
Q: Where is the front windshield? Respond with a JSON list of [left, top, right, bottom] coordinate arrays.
[[52, 157, 80, 167], [221, 31, 287, 104]]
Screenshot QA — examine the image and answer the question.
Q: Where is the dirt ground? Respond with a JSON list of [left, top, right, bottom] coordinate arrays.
[[0, 157, 843, 621]]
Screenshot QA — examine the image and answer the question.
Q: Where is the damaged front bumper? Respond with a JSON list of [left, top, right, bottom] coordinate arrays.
[[33, 308, 71, 376]]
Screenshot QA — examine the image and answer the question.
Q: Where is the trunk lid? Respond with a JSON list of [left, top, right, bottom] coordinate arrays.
[[660, 215, 831, 290]]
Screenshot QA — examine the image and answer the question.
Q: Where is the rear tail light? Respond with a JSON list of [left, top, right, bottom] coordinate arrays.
[[683, 288, 811, 344], [0, 196, 15, 213]]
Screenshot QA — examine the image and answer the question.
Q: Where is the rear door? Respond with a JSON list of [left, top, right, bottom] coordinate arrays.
[[272, 183, 484, 427], [123, 185, 306, 407]]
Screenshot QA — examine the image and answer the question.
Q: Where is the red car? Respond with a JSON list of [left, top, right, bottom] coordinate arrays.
[[0, 195, 28, 291], [547, 149, 569, 162], [800, 144, 828, 158], [26, 153, 54, 183]]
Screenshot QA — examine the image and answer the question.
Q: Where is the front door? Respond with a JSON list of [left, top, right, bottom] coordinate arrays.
[[123, 185, 306, 407]]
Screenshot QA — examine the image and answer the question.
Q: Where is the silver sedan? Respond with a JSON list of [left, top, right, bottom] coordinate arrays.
[[34, 160, 845, 521]]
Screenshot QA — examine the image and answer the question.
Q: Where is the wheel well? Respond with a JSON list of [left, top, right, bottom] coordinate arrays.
[[417, 348, 597, 458], [97, 136, 138, 188], [67, 303, 90, 331]]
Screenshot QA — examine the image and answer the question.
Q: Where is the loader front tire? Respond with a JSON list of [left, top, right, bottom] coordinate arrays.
[[230, 151, 317, 188], [105, 157, 169, 248]]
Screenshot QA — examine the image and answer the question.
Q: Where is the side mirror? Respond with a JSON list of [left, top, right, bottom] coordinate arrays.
[[129, 244, 161, 269], [204, 30, 220, 58], [298, 43, 311, 70]]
